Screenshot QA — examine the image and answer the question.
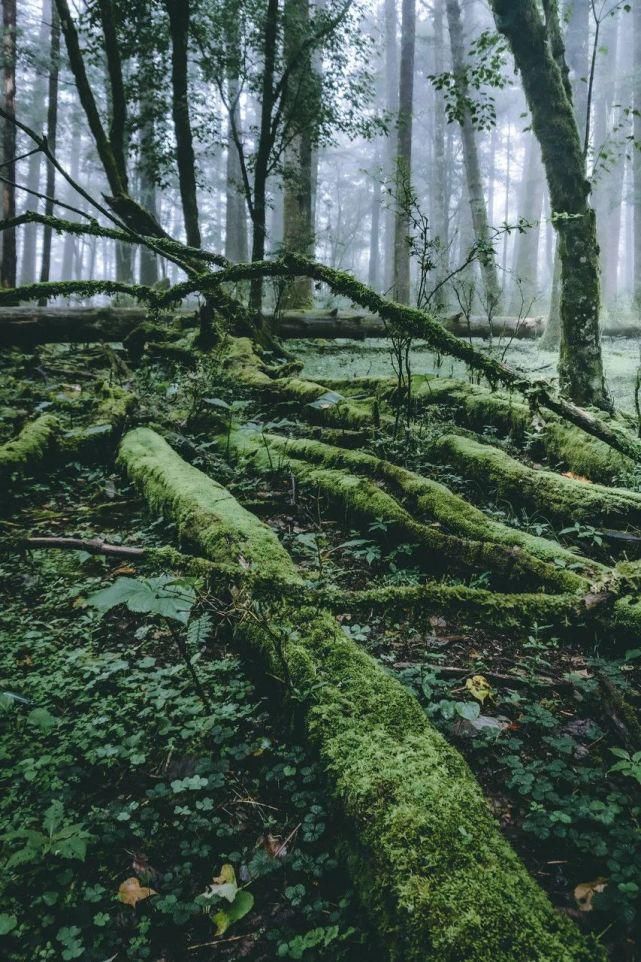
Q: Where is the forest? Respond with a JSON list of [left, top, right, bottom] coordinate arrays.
[[3, 0, 641, 959]]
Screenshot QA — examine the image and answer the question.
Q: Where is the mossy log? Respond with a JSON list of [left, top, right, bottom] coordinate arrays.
[[0, 413, 60, 490], [118, 426, 602, 962], [1, 385, 135, 505], [233, 429, 601, 582], [223, 427, 587, 593], [329, 374, 633, 484], [431, 433, 641, 530], [0, 307, 155, 348]]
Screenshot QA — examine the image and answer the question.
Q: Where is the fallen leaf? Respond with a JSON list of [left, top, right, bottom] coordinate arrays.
[[118, 877, 157, 907], [262, 833, 288, 859], [465, 675, 492, 703], [561, 471, 591, 483], [574, 878, 607, 912]]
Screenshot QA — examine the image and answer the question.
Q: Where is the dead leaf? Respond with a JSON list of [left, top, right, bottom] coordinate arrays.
[[262, 833, 288, 859], [562, 471, 591, 483], [574, 878, 607, 912], [118, 877, 157, 907]]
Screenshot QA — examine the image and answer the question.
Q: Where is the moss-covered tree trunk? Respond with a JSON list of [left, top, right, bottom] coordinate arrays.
[[491, 0, 610, 410]]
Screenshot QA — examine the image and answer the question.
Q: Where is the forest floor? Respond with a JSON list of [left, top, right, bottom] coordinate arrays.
[[1, 339, 641, 960], [296, 336, 641, 414]]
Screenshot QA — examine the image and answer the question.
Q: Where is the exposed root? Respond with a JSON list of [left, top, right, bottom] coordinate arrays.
[[430, 433, 641, 530], [223, 427, 589, 593], [117, 425, 602, 962]]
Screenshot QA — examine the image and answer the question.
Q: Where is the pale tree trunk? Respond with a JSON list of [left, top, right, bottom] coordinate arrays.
[[446, 0, 500, 308], [492, 0, 610, 409], [508, 135, 544, 314], [392, 0, 415, 304], [61, 116, 81, 280], [20, 0, 50, 285], [633, 0, 641, 311], [38, 1, 60, 299], [282, 0, 314, 307], [138, 111, 159, 286], [431, 0, 449, 309], [1, 0, 17, 289], [592, 11, 622, 309], [225, 76, 248, 263], [383, 0, 398, 292], [368, 162, 382, 290]]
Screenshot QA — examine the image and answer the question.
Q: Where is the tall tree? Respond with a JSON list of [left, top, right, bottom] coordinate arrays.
[[282, 0, 314, 308], [445, 0, 500, 308], [392, 0, 415, 304], [633, 0, 641, 311], [383, 0, 398, 291], [38, 1, 61, 297], [507, 136, 544, 314], [491, 0, 610, 409], [164, 0, 201, 248], [20, 0, 50, 285], [1, 0, 17, 289]]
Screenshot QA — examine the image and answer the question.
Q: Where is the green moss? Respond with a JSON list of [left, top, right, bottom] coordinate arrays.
[[224, 428, 587, 593], [432, 433, 641, 529], [0, 413, 60, 485], [119, 426, 602, 962], [118, 428, 295, 584]]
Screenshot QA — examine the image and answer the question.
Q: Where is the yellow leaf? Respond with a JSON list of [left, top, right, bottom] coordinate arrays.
[[574, 878, 607, 912], [118, 877, 157, 907], [465, 675, 492, 703]]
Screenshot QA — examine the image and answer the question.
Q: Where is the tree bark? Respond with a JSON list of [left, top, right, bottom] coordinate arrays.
[[507, 136, 544, 314], [225, 76, 248, 264], [282, 0, 314, 308], [383, 0, 398, 292], [249, 0, 279, 315], [164, 0, 201, 249], [633, 0, 641, 312], [1, 0, 17, 289], [491, 0, 610, 409], [38, 3, 60, 300], [445, 0, 500, 308], [392, 0, 415, 304], [20, 0, 50, 286]]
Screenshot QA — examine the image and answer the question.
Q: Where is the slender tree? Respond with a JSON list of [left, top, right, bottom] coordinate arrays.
[[38, 1, 60, 298], [491, 0, 610, 409], [392, 0, 415, 304], [383, 0, 398, 291], [445, 0, 500, 308], [164, 0, 201, 248], [633, 0, 641, 311], [282, 0, 314, 308], [1, 0, 17, 289]]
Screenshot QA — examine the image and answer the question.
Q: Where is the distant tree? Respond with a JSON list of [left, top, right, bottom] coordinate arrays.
[[38, 2, 61, 298], [1, 0, 17, 289]]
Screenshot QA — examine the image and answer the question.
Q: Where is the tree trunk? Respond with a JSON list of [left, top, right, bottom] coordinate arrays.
[[368, 167, 382, 290], [392, 0, 415, 304], [249, 0, 279, 315], [225, 76, 248, 263], [1, 0, 17, 289], [164, 0, 201, 248], [38, 3, 60, 301], [446, 0, 500, 309], [138, 112, 159, 286], [431, 0, 449, 308], [507, 136, 544, 314], [491, 0, 609, 409], [20, 0, 50, 286], [282, 0, 314, 308], [383, 0, 398, 292], [633, 0, 641, 312]]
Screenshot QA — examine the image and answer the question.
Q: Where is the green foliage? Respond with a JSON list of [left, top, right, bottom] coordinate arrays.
[[87, 574, 196, 624]]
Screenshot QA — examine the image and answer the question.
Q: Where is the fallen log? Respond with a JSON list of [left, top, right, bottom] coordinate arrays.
[[118, 426, 603, 962], [0, 306, 153, 348], [442, 313, 544, 339]]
